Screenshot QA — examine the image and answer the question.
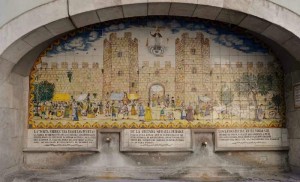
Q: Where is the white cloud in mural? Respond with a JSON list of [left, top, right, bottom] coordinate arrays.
[[63, 44, 73, 51], [169, 20, 181, 29], [240, 46, 250, 51], [119, 23, 125, 29], [226, 35, 243, 45], [217, 34, 245, 47], [225, 42, 232, 46], [218, 35, 229, 45], [105, 23, 125, 32], [65, 37, 86, 50], [89, 31, 98, 41], [106, 24, 120, 31], [147, 20, 165, 28], [186, 24, 194, 29], [194, 24, 205, 30], [219, 34, 226, 41], [208, 28, 218, 35], [56, 45, 63, 52]]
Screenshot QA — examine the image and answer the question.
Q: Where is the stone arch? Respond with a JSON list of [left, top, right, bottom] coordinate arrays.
[[1, 0, 300, 178], [0, 0, 299, 81], [0, 0, 300, 78], [148, 83, 166, 105]]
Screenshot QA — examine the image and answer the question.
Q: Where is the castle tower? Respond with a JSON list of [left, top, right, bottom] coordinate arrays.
[[103, 32, 139, 99], [175, 32, 211, 104]]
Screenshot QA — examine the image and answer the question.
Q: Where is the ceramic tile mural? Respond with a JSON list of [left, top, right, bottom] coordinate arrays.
[[28, 17, 284, 129]]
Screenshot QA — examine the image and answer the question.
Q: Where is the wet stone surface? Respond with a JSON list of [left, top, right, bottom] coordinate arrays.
[[4, 170, 300, 182]]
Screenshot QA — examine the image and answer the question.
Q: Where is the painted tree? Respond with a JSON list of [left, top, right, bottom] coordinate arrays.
[[235, 73, 281, 121], [220, 84, 234, 113], [33, 81, 55, 103], [272, 94, 283, 112], [67, 70, 73, 82]]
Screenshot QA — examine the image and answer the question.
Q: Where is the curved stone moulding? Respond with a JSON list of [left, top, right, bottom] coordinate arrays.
[[0, 0, 299, 80]]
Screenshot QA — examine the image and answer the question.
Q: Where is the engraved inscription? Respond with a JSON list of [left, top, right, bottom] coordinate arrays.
[[121, 129, 192, 151], [27, 129, 97, 149], [216, 128, 288, 151]]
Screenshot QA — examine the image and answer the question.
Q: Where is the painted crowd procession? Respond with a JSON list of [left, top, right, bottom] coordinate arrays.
[[29, 18, 285, 129]]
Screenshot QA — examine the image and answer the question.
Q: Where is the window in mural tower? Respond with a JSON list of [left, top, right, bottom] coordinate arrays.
[[28, 17, 285, 129]]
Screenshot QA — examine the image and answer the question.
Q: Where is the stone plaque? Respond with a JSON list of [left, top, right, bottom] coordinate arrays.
[[294, 84, 300, 108], [215, 128, 289, 151], [25, 129, 98, 151], [120, 129, 192, 151]]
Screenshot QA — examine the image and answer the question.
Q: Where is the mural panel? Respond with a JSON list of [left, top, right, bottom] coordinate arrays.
[[29, 17, 285, 129]]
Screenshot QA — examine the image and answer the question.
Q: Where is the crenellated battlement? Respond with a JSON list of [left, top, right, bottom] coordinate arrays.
[[39, 60, 272, 71], [175, 32, 211, 103], [106, 32, 135, 42], [103, 32, 139, 97]]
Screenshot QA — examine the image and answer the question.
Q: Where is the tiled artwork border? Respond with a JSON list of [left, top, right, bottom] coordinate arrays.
[[28, 17, 285, 129]]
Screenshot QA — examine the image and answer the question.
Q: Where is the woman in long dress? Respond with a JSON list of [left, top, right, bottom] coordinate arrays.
[[131, 101, 137, 115], [144, 103, 152, 122], [181, 108, 186, 120], [72, 102, 79, 121], [138, 102, 145, 121], [63, 102, 70, 118], [160, 107, 166, 120]]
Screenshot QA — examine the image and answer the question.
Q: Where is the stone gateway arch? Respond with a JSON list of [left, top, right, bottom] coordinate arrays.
[[0, 0, 300, 181]]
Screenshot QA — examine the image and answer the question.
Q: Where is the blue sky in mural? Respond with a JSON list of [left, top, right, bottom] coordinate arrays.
[[46, 17, 268, 56]]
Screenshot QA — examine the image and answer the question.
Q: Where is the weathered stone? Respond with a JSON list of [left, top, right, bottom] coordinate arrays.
[[169, 3, 197, 16], [216, 9, 247, 25], [22, 27, 54, 47], [71, 11, 100, 28], [1, 40, 32, 64], [0, 58, 14, 86], [0, 1, 300, 180], [122, 4, 147, 17], [288, 139, 300, 166], [148, 3, 171, 15], [68, 0, 121, 16], [0, 108, 23, 174], [239, 15, 271, 33], [12, 38, 54, 76], [0, 0, 68, 55], [291, 70, 300, 85], [197, 0, 224, 7], [262, 25, 294, 45], [121, 0, 148, 5], [97, 7, 124, 22], [285, 91, 295, 113], [223, 0, 252, 13], [192, 5, 221, 20], [0, 82, 14, 108], [45, 18, 75, 36]]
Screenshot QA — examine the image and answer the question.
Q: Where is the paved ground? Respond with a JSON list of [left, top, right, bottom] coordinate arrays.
[[4, 170, 300, 182]]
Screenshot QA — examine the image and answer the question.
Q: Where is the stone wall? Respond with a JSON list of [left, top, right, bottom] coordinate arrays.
[[103, 32, 138, 98], [21, 131, 289, 180], [0, 0, 300, 180], [175, 32, 211, 104], [285, 71, 300, 173], [0, 72, 26, 177], [37, 63, 103, 97]]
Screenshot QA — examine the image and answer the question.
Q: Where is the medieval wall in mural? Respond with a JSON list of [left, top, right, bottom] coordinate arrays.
[[29, 18, 284, 129]]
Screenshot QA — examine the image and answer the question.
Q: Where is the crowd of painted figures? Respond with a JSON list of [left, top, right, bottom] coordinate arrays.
[[33, 93, 218, 122]]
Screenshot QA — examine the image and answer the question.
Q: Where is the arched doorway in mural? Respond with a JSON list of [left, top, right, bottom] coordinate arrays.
[[149, 83, 165, 107]]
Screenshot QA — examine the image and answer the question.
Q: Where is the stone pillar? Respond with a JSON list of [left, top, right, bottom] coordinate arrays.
[[0, 61, 26, 177], [285, 70, 300, 173]]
